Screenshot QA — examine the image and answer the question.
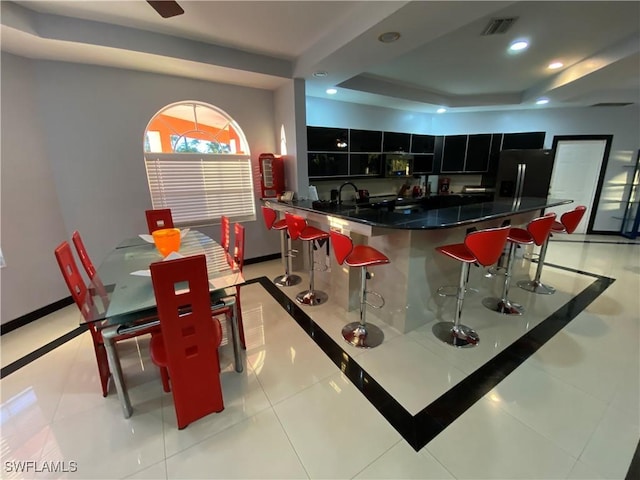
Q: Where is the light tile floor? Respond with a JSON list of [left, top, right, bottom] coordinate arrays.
[[1, 235, 638, 479]]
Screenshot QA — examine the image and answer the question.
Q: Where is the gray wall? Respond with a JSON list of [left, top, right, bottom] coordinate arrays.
[[1, 54, 284, 323]]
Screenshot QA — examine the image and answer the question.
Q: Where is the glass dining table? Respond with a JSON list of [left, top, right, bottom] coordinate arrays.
[[83, 229, 245, 418]]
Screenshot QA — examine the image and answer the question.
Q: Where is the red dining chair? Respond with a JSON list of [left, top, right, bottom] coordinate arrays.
[[145, 208, 174, 234], [285, 212, 330, 306], [211, 223, 247, 348], [220, 215, 232, 267], [261, 206, 301, 287], [55, 241, 159, 397], [149, 254, 224, 429], [71, 230, 109, 310], [518, 206, 587, 295], [330, 230, 389, 348], [432, 225, 510, 347], [483, 213, 556, 315]]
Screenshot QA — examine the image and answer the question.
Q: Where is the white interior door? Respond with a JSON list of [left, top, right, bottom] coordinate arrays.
[[547, 139, 606, 234]]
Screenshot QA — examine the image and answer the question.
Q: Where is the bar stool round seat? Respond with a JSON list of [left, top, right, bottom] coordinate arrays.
[[330, 230, 389, 348], [517, 205, 587, 295], [285, 212, 330, 306], [483, 213, 556, 314], [261, 206, 301, 287], [433, 225, 510, 348]]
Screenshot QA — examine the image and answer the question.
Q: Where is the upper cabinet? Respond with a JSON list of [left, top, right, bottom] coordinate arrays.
[[383, 132, 411, 152], [350, 129, 382, 152], [307, 126, 546, 179], [501, 132, 545, 150], [307, 126, 348, 152], [465, 134, 493, 172], [440, 135, 468, 172], [411, 134, 436, 154]]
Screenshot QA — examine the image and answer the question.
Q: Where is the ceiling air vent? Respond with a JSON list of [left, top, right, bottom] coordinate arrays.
[[591, 102, 634, 107], [481, 17, 518, 36]]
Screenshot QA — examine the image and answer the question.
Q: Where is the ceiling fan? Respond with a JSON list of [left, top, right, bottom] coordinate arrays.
[[147, 1, 184, 19]]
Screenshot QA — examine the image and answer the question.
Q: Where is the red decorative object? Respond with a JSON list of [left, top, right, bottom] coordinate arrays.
[[259, 153, 285, 198]]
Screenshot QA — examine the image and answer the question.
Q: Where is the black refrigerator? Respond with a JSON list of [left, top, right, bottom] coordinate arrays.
[[495, 149, 555, 200]]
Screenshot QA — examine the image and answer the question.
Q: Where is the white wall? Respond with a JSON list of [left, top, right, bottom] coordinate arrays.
[[1, 56, 285, 323]]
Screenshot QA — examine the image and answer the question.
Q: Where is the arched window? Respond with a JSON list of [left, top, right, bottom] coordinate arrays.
[[144, 101, 256, 226]]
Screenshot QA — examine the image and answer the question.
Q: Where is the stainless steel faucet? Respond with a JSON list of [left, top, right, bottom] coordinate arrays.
[[338, 182, 358, 205]]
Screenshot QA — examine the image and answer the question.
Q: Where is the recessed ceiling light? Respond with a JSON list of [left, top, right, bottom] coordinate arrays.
[[548, 62, 563, 70], [436, 107, 447, 114], [313, 71, 328, 78], [378, 31, 401, 43], [509, 40, 529, 52], [326, 88, 337, 95], [536, 98, 549, 105]]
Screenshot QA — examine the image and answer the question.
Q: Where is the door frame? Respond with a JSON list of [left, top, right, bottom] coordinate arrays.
[[551, 134, 613, 234]]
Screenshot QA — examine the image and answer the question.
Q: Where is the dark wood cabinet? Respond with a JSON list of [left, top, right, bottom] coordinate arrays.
[[308, 153, 348, 177], [383, 132, 411, 152], [411, 134, 436, 153], [502, 132, 545, 150], [441, 135, 467, 172], [465, 134, 492, 172], [307, 127, 348, 152], [412, 154, 434, 174], [350, 129, 382, 152], [306, 126, 546, 180], [350, 154, 382, 176]]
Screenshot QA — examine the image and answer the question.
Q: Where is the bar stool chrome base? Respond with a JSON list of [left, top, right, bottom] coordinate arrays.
[[516, 279, 556, 295], [482, 297, 524, 315], [437, 285, 478, 297], [485, 265, 507, 277], [342, 322, 384, 349], [273, 273, 302, 287], [432, 321, 479, 348], [296, 289, 328, 306]]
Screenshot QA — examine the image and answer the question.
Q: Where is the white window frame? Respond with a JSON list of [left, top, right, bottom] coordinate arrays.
[[143, 102, 256, 226]]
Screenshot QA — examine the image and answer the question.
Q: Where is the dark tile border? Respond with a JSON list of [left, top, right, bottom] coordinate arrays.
[[249, 264, 615, 451], [0, 325, 87, 379], [1, 296, 74, 336]]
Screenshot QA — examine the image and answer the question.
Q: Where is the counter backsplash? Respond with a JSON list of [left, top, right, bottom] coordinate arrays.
[[311, 174, 483, 201]]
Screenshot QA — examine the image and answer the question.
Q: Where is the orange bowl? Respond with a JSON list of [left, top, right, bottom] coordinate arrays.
[[152, 228, 181, 257]]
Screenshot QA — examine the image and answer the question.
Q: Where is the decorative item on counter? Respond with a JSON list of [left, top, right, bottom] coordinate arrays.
[[412, 185, 423, 198], [357, 189, 370, 202], [438, 177, 450, 194], [308, 185, 319, 201]]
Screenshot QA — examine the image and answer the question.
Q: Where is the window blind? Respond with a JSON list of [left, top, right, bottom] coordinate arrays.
[[145, 153, 256, 227]]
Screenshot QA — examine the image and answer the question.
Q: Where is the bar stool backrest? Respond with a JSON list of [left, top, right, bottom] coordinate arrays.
[[561, 206, 587, 234], [527, 213, 557, 245], [329, 230, 355, 265], [285, 212, 307, 241], [465, 225, 510, 266], [261, 206, 278, 230]]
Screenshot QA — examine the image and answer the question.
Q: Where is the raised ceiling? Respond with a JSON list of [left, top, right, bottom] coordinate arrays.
[[2, 0, 639, 113]]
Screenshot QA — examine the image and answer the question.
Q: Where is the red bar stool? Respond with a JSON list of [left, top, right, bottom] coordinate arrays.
[[483, 213, 556, 315], [261, 206, 301, 287], [517, 206, 586, 295], [330, 230, 390, 348], [432, 225, 510, 348], [285, 212, 329, 306]]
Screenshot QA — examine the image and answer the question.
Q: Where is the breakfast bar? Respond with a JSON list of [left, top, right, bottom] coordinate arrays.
[[265, 196, 572, 333]]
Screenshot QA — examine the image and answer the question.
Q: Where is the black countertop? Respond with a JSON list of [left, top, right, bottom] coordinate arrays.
[[268, 196, 573, 230]]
